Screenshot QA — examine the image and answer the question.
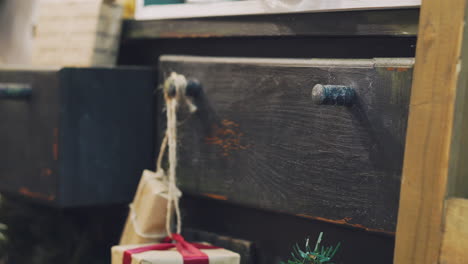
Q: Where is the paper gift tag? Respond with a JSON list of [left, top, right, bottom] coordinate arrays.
[[120, 170, 176, 245]]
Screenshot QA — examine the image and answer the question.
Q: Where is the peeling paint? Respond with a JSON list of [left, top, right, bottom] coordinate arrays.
[[296, 214, 395, 236], [386, 67, 410, 72], [205, 119, 249, 156], [41, 168, 52, 177], [202, 193, 228, 201], [19, 187, 55, 201]]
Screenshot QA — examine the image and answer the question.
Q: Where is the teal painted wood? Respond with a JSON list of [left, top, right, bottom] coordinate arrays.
[[144, 0, 184, 5], [311, 84, 355, 105], [0, 83, 32, 98]]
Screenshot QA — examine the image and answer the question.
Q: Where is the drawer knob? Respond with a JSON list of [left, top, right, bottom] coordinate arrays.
[[186, 79, 202, 97], [0, 83, 32, 98], [165, 73, 202, 98], [311, 84, 355, 106], [164, 72, 201, 113]]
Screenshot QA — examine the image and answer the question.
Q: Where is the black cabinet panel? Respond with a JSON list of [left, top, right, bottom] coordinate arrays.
[[0, 67, 155, 207]]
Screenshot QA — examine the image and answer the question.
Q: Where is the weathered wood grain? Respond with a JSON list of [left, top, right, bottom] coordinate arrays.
[[123, 9, 419, 39], [440, 198, 468, 264], [393, 0, 468, 263], [446, 3, 468, 200], [158, 56, 414, 233]]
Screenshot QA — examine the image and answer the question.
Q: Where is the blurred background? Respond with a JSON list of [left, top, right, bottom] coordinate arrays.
[[0, 1, 419, 264], [0, 0, 38, 65]]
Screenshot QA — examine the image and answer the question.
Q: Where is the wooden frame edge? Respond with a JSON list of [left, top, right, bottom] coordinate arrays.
[[394, 0, 468, 263]]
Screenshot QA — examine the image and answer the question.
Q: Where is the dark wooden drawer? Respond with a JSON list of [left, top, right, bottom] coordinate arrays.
[[158, 56, 414, 233], [0, 67, 155, 207]]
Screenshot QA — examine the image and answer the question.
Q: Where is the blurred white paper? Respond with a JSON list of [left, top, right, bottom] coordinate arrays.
[[261, 0, 420, 12]]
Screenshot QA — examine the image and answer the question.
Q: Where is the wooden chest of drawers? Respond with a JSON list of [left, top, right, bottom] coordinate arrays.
[[158, 56, 414, 233], [0, 67, 155, 207], [78, 8, 420, 264]]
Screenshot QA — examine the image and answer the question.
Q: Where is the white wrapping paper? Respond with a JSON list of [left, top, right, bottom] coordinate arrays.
[[112, 243, 240, 264]]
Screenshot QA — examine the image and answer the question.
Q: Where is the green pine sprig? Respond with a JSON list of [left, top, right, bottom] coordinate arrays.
[[281, 232, 341, 264]]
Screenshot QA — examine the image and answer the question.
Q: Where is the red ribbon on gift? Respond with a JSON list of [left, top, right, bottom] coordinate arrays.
[[123, 234, 220, 264]]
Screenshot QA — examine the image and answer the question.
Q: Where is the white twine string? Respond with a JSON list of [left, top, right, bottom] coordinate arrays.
[[165, 97, 180, 236], [128, 72, 194, 240], [156, 133, 168, 172], [162, 72, 196, 237]]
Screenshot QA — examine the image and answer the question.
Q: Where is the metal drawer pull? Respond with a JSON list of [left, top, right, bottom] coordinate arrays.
[[311, 84, 355, 106], [186, 79, 202, 97], [165, 77, 202, 98], [0, 83, 32, 98]]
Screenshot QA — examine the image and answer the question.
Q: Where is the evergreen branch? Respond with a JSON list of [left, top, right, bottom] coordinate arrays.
[[281, 233, 341, 264]]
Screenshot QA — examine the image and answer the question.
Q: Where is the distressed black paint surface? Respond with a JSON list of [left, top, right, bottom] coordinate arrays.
[[0, 67, 155, 207], [0, 69, 60, 202], [158, 56, 414, 233], [58, 68, 155, 207]]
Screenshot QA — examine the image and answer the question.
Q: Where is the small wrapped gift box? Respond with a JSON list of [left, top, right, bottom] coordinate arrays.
[[112, 234, 241, 264], [120, 170, 180, 245]]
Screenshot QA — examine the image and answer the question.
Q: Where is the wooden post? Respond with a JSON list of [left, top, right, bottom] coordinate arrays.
[[394, 0, 468, 263]]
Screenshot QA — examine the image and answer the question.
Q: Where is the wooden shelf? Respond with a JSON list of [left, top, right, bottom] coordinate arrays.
[[122, 8, 419, 40]]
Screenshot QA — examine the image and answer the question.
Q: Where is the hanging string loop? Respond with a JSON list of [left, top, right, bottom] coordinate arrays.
[[157, 72, 198, 238]]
